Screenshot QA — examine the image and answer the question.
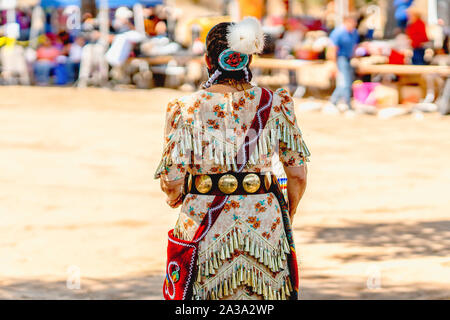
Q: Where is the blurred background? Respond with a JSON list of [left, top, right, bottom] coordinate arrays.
[[0, 0, 449, 299]]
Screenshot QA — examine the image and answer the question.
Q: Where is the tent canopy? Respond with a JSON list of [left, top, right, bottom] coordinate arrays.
[[39, 0, 162, 8], [40, 0, 80, 7], [95, 0, 163, 8]]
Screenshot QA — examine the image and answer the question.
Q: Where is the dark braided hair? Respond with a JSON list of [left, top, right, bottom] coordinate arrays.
[[205, 22, 253, 84]]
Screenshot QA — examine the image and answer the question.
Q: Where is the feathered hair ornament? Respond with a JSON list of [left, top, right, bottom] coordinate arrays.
[[226, 17, 265, 55], [204, 17, 264, 88]]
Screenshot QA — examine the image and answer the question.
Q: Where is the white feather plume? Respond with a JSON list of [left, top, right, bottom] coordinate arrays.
[[227, 17, 265, 55]]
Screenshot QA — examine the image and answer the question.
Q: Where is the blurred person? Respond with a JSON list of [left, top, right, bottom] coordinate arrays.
[[406, 8, 429, 65], [0, 39, 30, 85], [444, 25, 450, 55], [33, 36, 61, 84], [326, 14, 359, 112], [163, 4, 177, 41], [139, 20, 180, 56], [154, 4, 168, 25], [154, 21, 167, 37], [191, 37, 205, 55], [275, 23, 305, 59], [154, 5, 172, 38], [156, 18, 309, 300], [143, 7, 160, 36], [274, 23, 306, 93], [81, 14, 102, 46], [394, 0, 414, 31], [105, 7, 145, 68], [325, 0, 336, 30], [389, 31, 412, 65], [113, 7, 134, 34], [78, 41, 109, 87], [17, 8, 32, 41], [66, 36, 84, 83], [81, 12, 96, 33], [190, 24, 205, 55], [58, 30, 71, 46]]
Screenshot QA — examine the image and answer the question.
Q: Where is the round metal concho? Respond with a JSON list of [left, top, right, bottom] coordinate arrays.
[[242, 173, 261, 193], [195, 175, 213, 194], [264, 172, 272, 191], [218, 174, 238, 194]]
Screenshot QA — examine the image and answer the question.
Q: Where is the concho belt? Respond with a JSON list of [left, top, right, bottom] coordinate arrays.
[[185, 172, 273, 196]]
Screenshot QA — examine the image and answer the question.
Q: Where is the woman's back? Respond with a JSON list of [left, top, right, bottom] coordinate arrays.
[[156, 18, 310, 301], [155, 87, 309, 180]]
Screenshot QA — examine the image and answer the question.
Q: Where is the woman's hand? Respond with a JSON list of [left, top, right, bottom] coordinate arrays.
[[166, 193, 183, 208], [160, 177, 184, 208], [283, 165, 307, 222]]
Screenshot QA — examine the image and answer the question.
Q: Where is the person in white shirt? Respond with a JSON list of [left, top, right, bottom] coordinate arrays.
[[66, 36, 85, 83]]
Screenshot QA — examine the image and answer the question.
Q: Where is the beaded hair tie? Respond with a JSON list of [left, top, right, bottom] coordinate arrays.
[[218, 48, 249, 71]]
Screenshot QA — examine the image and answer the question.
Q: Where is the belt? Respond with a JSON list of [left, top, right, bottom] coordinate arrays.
[[186, 172, 273, 196]]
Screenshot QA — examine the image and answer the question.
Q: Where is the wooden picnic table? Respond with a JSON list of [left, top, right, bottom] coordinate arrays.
[[356, 63, 450, 103], [356, 64, 450, 77], [130, 55, 178, 65], [251, 57, 323, 70]]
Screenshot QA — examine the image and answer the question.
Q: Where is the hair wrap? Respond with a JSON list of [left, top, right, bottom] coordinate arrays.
[[243, 67, 249, 83], [203, 69, 222, 88]]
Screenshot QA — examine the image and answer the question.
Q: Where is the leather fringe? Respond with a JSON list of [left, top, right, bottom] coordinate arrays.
[[155, 115, 310, 179]]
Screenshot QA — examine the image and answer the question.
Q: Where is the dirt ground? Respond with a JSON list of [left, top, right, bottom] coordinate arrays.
[[0, 86, 449, 299]]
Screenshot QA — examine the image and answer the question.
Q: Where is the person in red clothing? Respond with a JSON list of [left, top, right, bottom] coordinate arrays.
[[33, 36, 62, 84], [406, 8, 429, 65]]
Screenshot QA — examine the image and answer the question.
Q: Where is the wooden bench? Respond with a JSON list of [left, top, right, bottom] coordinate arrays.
[[356, 63, 450, 103], [356, 64, 450, 77], [251, 57, 322, 70]]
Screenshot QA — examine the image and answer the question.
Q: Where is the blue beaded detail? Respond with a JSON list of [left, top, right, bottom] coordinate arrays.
[[218, 49, 249, 71]]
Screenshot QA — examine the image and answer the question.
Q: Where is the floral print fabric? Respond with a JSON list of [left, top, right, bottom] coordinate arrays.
[[156, 87, 309, 300], [158, 87, 309, 182]]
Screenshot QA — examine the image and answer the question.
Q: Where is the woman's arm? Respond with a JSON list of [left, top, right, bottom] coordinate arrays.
[[160, 177, 184, 208], [155, 98, 188, 208], [273, 88, 310, 222], [283, 165, 307, 221]]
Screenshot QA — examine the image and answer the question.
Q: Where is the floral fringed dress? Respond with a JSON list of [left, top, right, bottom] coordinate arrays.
[[155, 87, 310, 300]]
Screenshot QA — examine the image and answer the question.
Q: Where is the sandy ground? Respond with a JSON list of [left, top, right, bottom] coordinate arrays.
[[0, 86, 449, 299]]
